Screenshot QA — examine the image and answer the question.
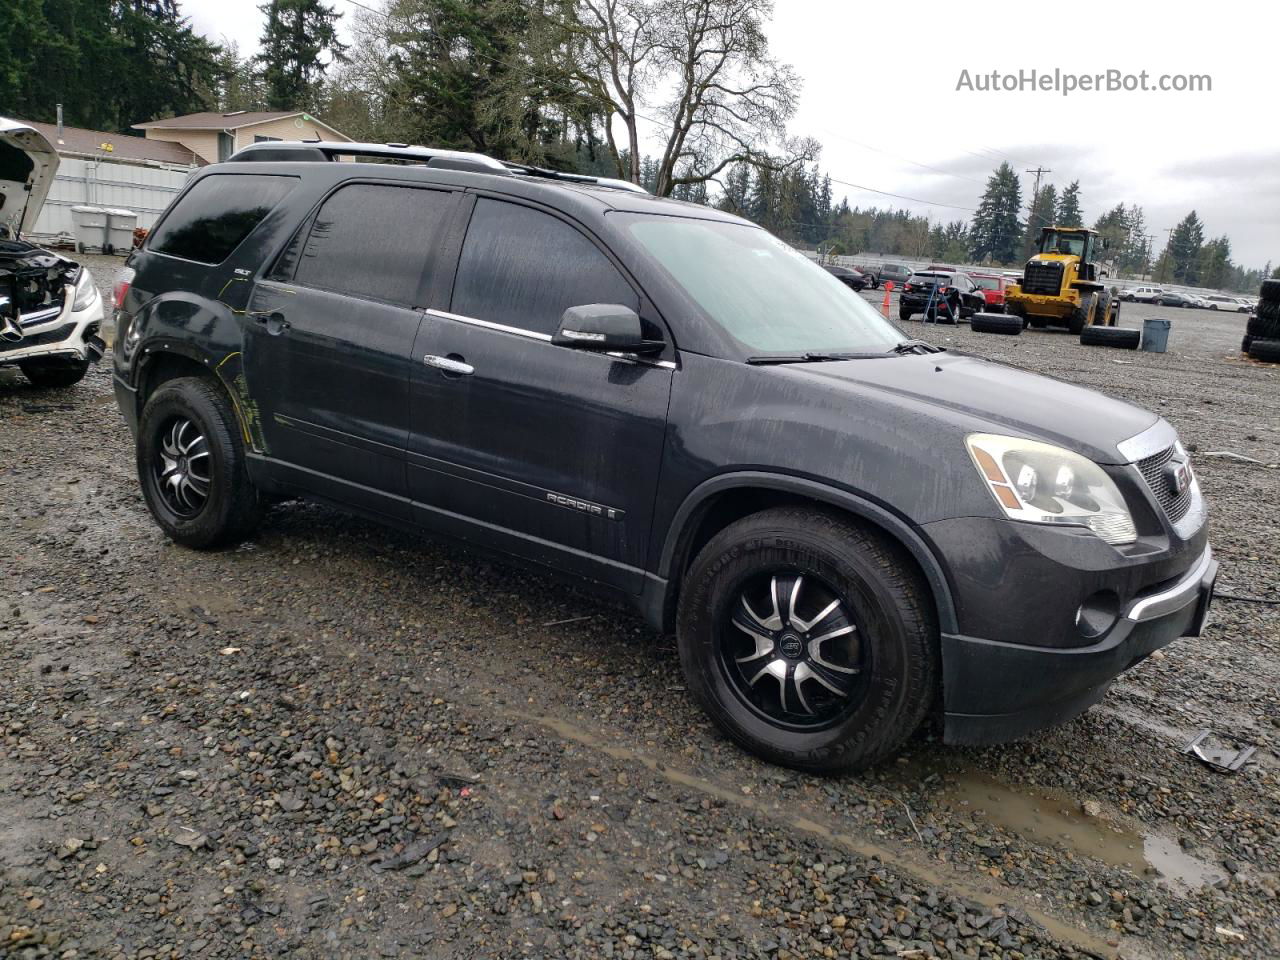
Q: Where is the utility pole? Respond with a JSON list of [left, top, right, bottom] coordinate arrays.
[[1141, 232, 1156, 280], [1025, 166, 1052, 214]]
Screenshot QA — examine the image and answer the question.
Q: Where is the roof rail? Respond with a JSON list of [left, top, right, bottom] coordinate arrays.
[[228, 140, 512, 173], [502, 162, 649, 194], [227, 140, 650, 193]]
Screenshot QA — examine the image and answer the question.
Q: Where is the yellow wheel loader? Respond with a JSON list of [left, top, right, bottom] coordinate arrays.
[[1004, 226, 1120, 334]]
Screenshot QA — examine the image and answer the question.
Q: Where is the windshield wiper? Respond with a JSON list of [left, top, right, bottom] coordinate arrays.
[[889, 339, 944, 355], [746, 351, 883, 365]]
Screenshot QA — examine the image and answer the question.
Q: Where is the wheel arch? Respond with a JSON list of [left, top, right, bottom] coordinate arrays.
[[648, 473, 958, 637]]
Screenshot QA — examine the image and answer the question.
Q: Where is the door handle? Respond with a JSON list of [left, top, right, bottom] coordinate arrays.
[[423, 354, 474, 376]]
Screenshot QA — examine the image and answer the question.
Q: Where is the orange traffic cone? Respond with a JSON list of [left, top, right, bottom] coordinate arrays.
[[881, 281, 894, 317]]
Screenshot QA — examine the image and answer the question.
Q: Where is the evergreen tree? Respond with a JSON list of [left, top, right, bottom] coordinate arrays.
[[1022, 183, 1057, 260], [1055, 181, 1083, 227], [969, 163, 1023, 264], [718, 163, 752, 215], [258, 0, 345, 111], [1197, 236, 1231, 290], [1168, 210, 1205, 284]]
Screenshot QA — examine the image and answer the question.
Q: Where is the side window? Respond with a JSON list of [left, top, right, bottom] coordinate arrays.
[[148, 174, 296, 264], [451, 198, 638, 337], [290, 183, 455, 306]]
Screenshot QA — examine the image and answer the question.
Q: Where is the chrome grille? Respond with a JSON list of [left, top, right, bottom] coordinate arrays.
[[1136, 445, 1193, 524]]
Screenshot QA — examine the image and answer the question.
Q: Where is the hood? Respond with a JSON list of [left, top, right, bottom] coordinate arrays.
[[0, 117, 59, 237], [788, 351, 1158, 464]]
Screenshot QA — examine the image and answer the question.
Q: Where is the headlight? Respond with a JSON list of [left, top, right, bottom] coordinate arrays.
[[73, 268, 98, 311], [966, 433, 1137, 545]]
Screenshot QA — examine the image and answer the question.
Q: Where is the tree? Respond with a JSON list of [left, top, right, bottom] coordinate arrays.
[[1056, 180, 1083, 228], [569, 0, 815, 196], [1167, 210, 1205, 284], [969, 163, 1023, 264], [0, 1, 220, 132], [1197, 236, 1231, 290], [257, 0, 346, 111]]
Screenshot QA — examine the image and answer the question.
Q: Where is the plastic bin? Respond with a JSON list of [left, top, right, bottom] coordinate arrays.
[[69, 205, 109, 253], [1141, 317, 1171, 353], [103, 208, 139, 256]]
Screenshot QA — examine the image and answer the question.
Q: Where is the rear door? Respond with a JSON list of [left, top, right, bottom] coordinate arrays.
[[245, 181, 459, 516], [407, 195, 674, 591]]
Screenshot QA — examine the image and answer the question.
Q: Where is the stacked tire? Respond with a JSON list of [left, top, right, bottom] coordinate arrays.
[[1080, 325, 1140, 349], [1246, 279, 1280, 362]]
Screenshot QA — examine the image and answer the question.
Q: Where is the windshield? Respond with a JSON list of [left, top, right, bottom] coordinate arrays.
[[622, 215, 902, 356], [971, 275, 1002, 291], [1040, 230, 1086, 257]]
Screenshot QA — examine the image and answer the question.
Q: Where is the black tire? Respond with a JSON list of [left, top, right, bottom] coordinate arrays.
[[971, 312, 1023, 335], [1094, 290, 1113, 327], [18, 357, 90, 388], [676, 507, 938, 774], [1260, 278, 1280, 304], [898, 307, 913, 322], [1241, 334, 1253, 353], [1080, 325, 1140, 349], [1248, 313, 1280, 340], [1256, 300, 1280, 322], [1123, 294, 1136, 302], [136, 376, 265, 549], [1248, 339, 1280, 363], [1068, 293, 1093, 335], [1110, 297, 1121, 327]]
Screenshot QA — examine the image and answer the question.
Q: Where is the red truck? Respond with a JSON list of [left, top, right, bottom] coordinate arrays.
[[968, 273, 1009, 312]]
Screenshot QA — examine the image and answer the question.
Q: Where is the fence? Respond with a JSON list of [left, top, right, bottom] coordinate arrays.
[[27, 155, 196, 243]]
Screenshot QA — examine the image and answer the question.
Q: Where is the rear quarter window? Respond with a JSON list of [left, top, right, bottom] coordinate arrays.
[[148, 174, 296, 265]]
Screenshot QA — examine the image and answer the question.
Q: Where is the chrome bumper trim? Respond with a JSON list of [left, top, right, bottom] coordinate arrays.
[[1124, 546, 1215, 622]]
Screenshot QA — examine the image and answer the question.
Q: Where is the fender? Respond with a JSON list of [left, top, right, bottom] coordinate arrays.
[[647, 471, 958, 635], [122, 291, 261, 449]]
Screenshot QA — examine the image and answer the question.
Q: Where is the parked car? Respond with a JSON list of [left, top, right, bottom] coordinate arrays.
[[1123, 285, 1163, 303], [968, 272, 1008, 312], [898, 270, 986, 323], [113, 140, 1215, 773], [876, 262, 913, 287], [1203, 294, 1249, 313], [822, 264, 872, 292], [0, 117, 107, 387], [852, 265, 881, 289], [1156, 290, 1200, 308]]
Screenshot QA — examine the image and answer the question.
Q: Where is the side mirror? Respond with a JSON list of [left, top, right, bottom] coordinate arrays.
[[553, 304, 662, 354]]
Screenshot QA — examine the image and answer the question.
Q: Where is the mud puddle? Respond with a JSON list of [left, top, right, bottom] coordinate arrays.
[[941, 770, 1226, 894]]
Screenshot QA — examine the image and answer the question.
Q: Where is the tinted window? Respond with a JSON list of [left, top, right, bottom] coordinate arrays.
[[452, 199, 637, 336], [292, 184, 454, 306], [623, 214, 902, 356], [149, 174, 296, 264]]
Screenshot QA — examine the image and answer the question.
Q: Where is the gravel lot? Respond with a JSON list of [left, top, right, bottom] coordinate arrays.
[[2, 254, 1277, 959]]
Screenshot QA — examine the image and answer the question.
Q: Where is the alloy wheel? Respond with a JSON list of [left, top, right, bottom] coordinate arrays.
[[720, 572, 869, 728], [154, 416, 212, 517]]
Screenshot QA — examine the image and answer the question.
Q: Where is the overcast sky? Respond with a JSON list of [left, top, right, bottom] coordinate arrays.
[[184, 0, 1278, 267]]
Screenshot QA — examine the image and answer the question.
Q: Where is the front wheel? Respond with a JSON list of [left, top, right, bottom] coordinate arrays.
[[676, 507, 938, 773], [137, 376, 265, 549]]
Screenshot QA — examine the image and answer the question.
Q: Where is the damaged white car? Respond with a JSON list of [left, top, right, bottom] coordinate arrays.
[[1, 117, 106, 387]]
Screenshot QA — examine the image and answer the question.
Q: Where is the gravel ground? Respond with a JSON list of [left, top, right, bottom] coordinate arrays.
[[1, 255, 1277, 959]]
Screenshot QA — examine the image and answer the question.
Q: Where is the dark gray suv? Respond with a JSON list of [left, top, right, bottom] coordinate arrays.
[[112, 141, 1215, 773]]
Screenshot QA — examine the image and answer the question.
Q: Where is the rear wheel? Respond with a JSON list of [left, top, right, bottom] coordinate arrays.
[[677, 507, 938, 773], [898, 307, 913, 322], [19, 357, 90, 388], [137, 376, 265, 549]]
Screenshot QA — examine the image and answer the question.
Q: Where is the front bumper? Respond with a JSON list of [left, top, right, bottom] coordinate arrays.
[[0, 288, 105, 366], [940, 544, 1216, 745], [1005, 290, 1078, 319]]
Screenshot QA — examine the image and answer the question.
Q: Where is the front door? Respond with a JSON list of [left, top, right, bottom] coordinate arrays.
[[244, 181, 458, 517], [407, 196, 673, 591]]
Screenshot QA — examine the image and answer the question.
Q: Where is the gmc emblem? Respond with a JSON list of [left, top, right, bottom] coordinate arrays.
[[1165, 459, 1192, 497]]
